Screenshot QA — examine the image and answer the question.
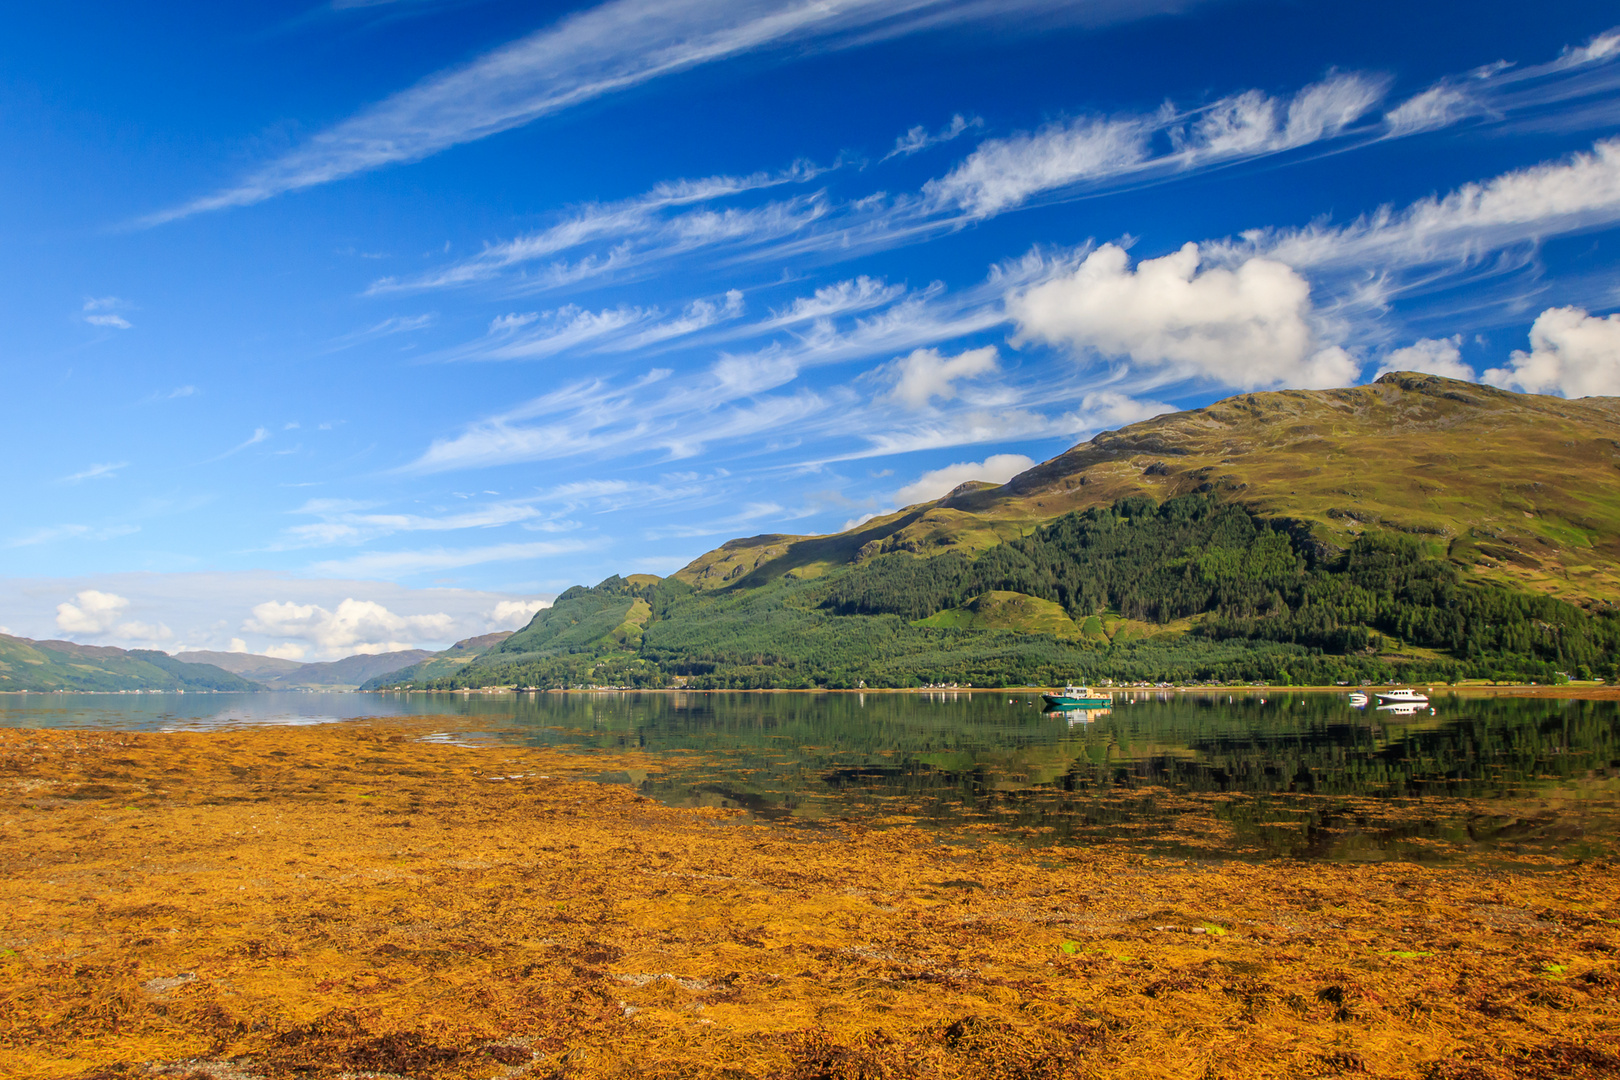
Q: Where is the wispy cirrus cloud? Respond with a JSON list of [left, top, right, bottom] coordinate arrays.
[[882, 113, 983, 161], [370, 161, 830, 294], [1381, 27, 1620, 138], [82, 296, 134, 329], [276, 495, 581, 549], [204, 427, 272, 463], [924, 70, 1390, 217], [331, 313, 437, 348], [145, 385, 197, 403], [148, 0, 1174, 226], [6, 523, 141, 549], [371, 32, 1620, 303], [1208, 135, 1620, 316], [361, 71, 1395, 296], [60, 461, 130, 484], [310, 539, 591, 577]]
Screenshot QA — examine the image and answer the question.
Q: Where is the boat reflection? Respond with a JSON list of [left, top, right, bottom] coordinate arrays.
[[1376, 702, 1434, 716], [1044, 706, 1112, 725]]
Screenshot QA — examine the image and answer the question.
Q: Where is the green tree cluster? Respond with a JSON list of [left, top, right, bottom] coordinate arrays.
[[389, 495, 1620, 691]]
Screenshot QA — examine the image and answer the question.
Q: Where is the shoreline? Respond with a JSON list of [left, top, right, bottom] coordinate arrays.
[[8, 682, 1618, 700], [360, 683, 1620, 700]]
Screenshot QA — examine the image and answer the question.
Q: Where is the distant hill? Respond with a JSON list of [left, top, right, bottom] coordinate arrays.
[[357, 631, 515, 690], [177, 633, 520, 692], [0, 635, 263, 692], [174, 650, 305, 682], [255, 650, 434, 691]]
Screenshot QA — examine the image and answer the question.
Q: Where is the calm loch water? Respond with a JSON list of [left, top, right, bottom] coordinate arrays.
[[4, 689, 1616, 862]]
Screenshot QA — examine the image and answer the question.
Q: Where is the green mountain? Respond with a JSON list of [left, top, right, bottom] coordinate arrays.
[[387, 375, 1620, 690], [0, 635, 264, 692]]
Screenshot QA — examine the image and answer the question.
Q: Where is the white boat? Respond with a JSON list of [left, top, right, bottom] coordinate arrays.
[[1347, 692, 1369, 707], [1376, 688, 1429, 704]]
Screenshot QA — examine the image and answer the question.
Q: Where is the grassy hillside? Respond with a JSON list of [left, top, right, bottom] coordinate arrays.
[[916, 591, 1083, 637], [677, 373, 1620, 604], [390, 377, 1620, 691], [397, 494, 1620, 690], [0, 635, 263, 692], [372, 580, 657, 690]]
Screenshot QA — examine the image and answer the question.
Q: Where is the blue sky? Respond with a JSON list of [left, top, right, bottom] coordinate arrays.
[[3, 0, 1619, 659]]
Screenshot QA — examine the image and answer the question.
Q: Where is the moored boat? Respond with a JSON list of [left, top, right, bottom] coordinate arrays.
[[1042, 684, 1111, 709], [1347, 692, 1369, 707], [1376, 688, 1429, 704]]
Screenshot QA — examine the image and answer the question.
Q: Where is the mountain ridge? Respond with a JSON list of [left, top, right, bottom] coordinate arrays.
[[675, 373, 1620, 604]]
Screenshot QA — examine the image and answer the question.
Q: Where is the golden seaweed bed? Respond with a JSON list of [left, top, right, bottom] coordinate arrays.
[[1, 721, 1616, 1079]]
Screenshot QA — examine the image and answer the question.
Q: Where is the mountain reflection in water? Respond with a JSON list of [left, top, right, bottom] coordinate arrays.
[[3, 689, 1615, 862], [493, 690, 1618, 864]]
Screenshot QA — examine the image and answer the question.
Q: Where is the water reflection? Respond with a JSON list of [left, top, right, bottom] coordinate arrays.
[[2, 690, 1615, 862]]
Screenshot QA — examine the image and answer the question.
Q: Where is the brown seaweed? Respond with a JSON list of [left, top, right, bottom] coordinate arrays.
[[1, 721, 1616, 1079]]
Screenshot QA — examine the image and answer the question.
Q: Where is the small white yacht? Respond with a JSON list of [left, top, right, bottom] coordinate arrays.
[[1375, 688, 1429, 704], [1347, 692, 1369, 708]]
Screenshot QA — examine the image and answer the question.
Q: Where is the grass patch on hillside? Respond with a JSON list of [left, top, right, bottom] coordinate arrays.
[[916, 591, 1081, 637]]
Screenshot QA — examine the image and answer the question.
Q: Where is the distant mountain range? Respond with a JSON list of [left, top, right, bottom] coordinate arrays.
[[375, 374, 1620, 691], [178, 633, 513, 690], [0, 632, 514, 694], [0, 635, 263, 692]]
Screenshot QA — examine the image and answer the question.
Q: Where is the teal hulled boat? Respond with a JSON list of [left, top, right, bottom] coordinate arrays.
[[1042, 685, 1112, 709]]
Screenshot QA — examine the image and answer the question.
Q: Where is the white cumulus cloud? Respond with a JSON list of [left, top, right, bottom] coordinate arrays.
[[490, 599, 551, 628], [1483, 306, 1620, 397], [1376, 335, 1475, 380], [54, 590, 172, 643], [55, 590, 129, 634], [243, 598, 456, 658], [894, 453, 1036, 506], [1009, 242, 1358, 390], [887, 345, 1000, 408]]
